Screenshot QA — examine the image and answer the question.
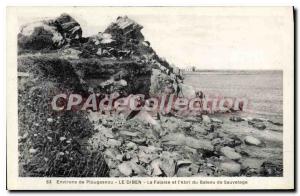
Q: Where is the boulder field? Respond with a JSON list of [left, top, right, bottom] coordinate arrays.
[[17, 14, 283, 177]]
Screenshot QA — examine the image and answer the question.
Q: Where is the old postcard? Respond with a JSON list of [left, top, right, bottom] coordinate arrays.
[[7, 6, 294, 190]]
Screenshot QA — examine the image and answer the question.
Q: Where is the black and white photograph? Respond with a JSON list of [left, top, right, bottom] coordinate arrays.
[[6, 6, 294, 190]]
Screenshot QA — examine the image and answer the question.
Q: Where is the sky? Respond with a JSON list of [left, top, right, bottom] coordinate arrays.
[[17, 7, 293, 69]]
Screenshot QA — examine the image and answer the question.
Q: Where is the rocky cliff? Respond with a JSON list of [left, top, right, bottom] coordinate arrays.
[[17, 14, 283, 178], [18, 14, 184, 97], [17, 13, 185, 177]]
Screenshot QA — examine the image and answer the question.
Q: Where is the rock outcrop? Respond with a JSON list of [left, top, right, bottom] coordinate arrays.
[[18, 13, 82, 51], [78, 15, 183, 96], [17, 14, 185, 177], [104, 16, 144, 45], [18, 20, 65, 50], [18, 14, 184, 97], [19, 14, 183, 97], [17, 13, 283, 178]]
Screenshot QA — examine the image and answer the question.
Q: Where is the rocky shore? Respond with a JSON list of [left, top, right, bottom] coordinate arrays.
[[86, 111, 283, 177], [17, 13, 283, 177]]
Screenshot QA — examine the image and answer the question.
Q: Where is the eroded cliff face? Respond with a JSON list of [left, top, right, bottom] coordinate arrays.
[[17, 14, 283, 178], [18, 14, 183, 97], [17, 14, 184, 177]]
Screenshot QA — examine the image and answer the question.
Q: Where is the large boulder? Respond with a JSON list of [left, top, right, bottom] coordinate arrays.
[[82, 16, 149, 58], [220, 146, 242, 160], [18, 21, 65, 50], [244, 136, 262, 146], [220, 161, 241, 176], [54, 13, 82, 42], [104, 16, 144, 44], [18, 13, 82, 51]]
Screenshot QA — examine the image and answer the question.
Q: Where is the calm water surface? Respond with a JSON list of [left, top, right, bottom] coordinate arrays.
[[184, 70, 283, 122]]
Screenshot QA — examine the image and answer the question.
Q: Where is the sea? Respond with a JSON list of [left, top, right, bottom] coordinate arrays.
[[184, 70, 283, 165], [184, 70, 283, 123]]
